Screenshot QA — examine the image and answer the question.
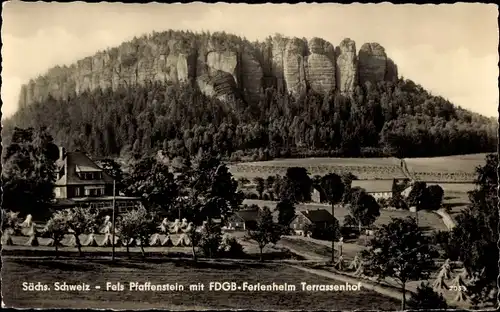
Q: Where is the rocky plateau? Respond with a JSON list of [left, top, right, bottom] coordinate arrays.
[[18, 32, 398, 107]]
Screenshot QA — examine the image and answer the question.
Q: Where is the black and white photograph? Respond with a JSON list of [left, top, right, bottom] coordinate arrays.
[[1, 2, 498, 311]]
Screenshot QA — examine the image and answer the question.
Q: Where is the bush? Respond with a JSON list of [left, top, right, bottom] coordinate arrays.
[[246, 193, 259, 200], [340, 225, 360, 239], [407, 282, 448, 309], [199, 223, 222, 258], [218, 236, 245, 258], [377, 198, 388, 208], [431, 230, 459, 260]]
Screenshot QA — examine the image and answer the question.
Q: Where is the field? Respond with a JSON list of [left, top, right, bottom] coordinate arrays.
[[228, 153, 488, 182], [404, 153, 487, 182], [229, 157, 406, 180], [242, 199, 448, 233], [2, 258, 400, 310]]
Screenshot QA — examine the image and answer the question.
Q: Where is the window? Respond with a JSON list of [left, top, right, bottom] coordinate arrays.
[[84, 186, 105, 197], [75, 187, 81, 197]]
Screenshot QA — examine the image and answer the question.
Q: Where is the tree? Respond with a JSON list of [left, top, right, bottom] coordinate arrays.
[[188, 152, 243, 223], [406, 181, 428, 210], [265, 175, 276, 194], [284, 167, 313, 202], [95, 158, 125, 193], [253, 177, 265, 199], [238, 177, 250, 188], [116, 207, 155, 258], [426, 185, 444, 210], [173, 153, 243, 260], [124, 156, 179, 217], [131, 208, 157, 257], [445, 154, 498, 306], [276, 199, 295, 233], [320, 173, 345, 204], [319, 173, 345, 263], [346, 188, 380, 233], [361, 217, 438, 310], [341, 172, 357, 190], [2, 127, 58, 219], [63, 207, 98, 257], [199, 222, 223, 258], [43, 212, 68, 257], [1, 210, 20, 246], [247, 206, 282, 261], [407, 282, 448, 309]]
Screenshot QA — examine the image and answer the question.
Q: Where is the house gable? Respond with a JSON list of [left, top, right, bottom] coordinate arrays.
[[55, 151, 114, 186]]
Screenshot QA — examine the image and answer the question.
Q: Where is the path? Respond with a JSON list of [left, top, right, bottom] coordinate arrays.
[[400, 158, 416, 181], [434, 209, 457, 230], [290, 265, 411, 303]]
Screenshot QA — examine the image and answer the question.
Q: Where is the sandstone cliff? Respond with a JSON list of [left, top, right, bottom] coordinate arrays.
[[18, 31, 399, 108], [358, 42, 388, 87]]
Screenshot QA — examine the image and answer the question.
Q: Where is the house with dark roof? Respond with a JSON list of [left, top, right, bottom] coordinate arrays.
[[53, 148, 141, 212], [226, 207, 260, 231], [289, 209, 334, 236]]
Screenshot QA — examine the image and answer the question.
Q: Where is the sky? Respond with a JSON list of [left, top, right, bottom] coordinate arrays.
[[1, 2, 498, 118]]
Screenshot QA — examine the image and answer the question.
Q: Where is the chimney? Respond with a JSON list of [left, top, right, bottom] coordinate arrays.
[[59, 146, 66, 160]]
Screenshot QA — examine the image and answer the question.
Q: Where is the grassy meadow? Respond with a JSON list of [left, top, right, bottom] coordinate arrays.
[[2, 258, 400, 310]]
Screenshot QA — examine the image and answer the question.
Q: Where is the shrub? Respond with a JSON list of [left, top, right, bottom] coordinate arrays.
[[218, 236, 245, 258], [407, 282, 448, 309], [246, 193, 259, 200], [199, 223, 222, 258]]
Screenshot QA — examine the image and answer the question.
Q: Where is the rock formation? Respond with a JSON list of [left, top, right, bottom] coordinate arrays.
[[17, 31, 399, 108], [358, 42, 387, 87], [283, 37, 308, 95], [271, 35, 289, 93], [305, 37, 336, 94], [335, 38, 357, 94]]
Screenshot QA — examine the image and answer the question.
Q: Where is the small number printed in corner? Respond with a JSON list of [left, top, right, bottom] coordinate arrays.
[[449, 285, 467, 291]]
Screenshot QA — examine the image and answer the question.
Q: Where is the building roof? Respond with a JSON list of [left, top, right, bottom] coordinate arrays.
[[235, 208, 260, 222], [55, 151, 114, 186], [299, 209, 334, 223], [350, 180, 393, 193]]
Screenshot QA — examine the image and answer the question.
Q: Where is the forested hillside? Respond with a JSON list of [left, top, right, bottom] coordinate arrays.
[[3, 76, 496, 161]]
